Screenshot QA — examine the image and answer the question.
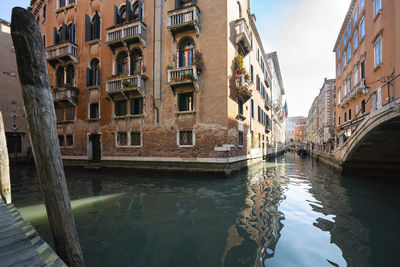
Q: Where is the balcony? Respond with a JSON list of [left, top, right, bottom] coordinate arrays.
[[53, 86, 78, 107], [46, 42, 78, 68], [236, 74, 252, 103], [339, 80, 365, 108], [167, 5, 200, 38], [265, 123, 272, 134], [106, 75, 146, 100], [106, 21, 147, 53], [168, 65, 199, 94], [235, 18, 252, 57], [265, 99, 272, 111]]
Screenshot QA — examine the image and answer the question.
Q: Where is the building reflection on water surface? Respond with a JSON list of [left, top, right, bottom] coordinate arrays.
[[10, 153, 400, 266]]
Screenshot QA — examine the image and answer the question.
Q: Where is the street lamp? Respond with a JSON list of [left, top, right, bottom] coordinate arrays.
[[362, 84, 370, 95]]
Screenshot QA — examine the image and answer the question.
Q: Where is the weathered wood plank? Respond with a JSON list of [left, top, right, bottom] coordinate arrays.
[[10, 7, 84, 266], [0, 111, 11, 204]]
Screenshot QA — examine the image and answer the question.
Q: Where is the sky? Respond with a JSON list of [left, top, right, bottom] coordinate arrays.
[[0, 0, 350, 117], [251, 0, 349, 117]]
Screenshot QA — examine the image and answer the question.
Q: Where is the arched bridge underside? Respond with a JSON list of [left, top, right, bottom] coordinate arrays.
[[335, 101, 400, 176]]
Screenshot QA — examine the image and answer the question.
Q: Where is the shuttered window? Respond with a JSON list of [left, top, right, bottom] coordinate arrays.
[[130, 98, 143, 115]]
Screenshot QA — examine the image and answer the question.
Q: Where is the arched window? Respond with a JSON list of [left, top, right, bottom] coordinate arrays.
[[120, 5, 127, 24], [132, 2, 140, 19], [178, 37, 194, 67], [92, 12, 101, 40], [56, 67, 65, 87], [66, 64, 75, 86], [67, 22, 75, 43], [116, 52, 128, 75], [90, 59, 100, 86], [130, 49, 142, 75]]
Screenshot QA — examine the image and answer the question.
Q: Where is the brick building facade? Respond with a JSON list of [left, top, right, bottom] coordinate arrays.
[[30, 0, 274, 174]]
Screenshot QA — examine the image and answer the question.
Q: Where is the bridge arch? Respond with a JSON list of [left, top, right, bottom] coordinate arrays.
[[337, 102, 400, 169]]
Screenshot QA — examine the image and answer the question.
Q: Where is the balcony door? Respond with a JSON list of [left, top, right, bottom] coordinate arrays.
[[178, 38, 194, 68]]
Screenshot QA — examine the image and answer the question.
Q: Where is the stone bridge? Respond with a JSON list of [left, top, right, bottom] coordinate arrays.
[[316, 99, 400, 176]]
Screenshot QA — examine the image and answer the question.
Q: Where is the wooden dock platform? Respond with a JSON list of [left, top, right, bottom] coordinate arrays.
[[0, 199, 66, 266]]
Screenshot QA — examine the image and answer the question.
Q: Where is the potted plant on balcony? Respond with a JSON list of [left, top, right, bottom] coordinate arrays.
[[122, 80, 131, 88], [185, 73, 196, 82], [142, 74, 149, 81], [167, 64, 173, 70], [235, 54, 246, 75]]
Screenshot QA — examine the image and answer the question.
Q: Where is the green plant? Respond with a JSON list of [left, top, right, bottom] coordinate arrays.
[[122, 80, 130, 88], [194, 51, 205, 74], [235, 55, 244, 72], [64, 84, 79, 96], [185, 73, 196, 82], [167, 64, 173, 69]]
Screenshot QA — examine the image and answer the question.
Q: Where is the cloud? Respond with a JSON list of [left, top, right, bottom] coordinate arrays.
[[253, 0, 349, 116]]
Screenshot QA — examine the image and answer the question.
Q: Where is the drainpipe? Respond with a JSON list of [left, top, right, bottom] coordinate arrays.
[[153, 0, 163, 124]]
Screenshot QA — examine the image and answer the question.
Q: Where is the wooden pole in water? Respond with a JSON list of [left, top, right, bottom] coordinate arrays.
[[0, 111, 11, 204], [10, 7, 84, 267]]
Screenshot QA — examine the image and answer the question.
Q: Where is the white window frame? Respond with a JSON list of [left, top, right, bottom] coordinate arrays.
[[374, 0, 382, 17], [354, 67, 359, 85], [177, 130, 195, 147], [353, 8, 357, 25], [360, 17, 365, 40], [65, 134, 74, 147], [130, 131, 142, 147], [116, 132, 129, 147], [354, 31, 358, 50], [374, 37, 383, 67], [338, 89, 341, 104]]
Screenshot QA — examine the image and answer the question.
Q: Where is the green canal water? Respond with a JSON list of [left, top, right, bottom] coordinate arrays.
[[11, 153, 400, 266]]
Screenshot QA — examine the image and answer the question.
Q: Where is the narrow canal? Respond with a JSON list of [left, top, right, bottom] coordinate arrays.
[[10, 153, 400, 267]]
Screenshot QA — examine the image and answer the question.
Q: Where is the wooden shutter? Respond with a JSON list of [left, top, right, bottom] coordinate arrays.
[[61, 23, 68, 42], [126, 0, 133, 21], [139, 0, 143, 20], [53, 27, 59, 44], [86, 68, 93, 86], [114, 6, 120, 25], [97, 67, 101, 86], [85, 14, 93, 42]]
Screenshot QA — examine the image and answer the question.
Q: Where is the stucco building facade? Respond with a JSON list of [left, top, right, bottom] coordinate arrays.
[[0, 19, 30, 160], [285, 116, 306, 142], [267, 52, 286, 156], [306, 78, 336, 152], [333, 0, 400, 141], [30, 0, 274, 174]]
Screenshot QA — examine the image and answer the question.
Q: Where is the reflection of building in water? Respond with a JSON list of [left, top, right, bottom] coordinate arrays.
[[222, 163, 287, 266], [306, 161, 371, 266]]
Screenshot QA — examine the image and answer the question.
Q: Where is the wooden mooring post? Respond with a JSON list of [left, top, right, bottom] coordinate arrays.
[[0, 111, 11, 204], [10, 7, 84, 267]]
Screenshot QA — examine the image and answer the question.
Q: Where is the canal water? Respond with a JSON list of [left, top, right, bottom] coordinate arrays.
[[10, 153, 400, 267]]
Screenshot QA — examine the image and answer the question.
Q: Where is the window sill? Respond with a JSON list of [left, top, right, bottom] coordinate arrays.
[[56, 3, 76, 14], [373, 64, 382, 72], [87, 118, 100, 122], [60, 145, 74, 148], [178, 144, 195, 148], [128, 114, 144, 119], [87, 39, 101, 46], [87, 85, 100, 90], [113, 115, 127, 120], [176, 111, 196, 116]]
